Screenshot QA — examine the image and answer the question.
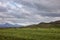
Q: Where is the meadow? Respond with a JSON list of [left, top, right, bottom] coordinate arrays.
[[0, 28, 60, 40]]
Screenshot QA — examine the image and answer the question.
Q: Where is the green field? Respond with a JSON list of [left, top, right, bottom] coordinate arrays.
[[0, 28, 60, 40]]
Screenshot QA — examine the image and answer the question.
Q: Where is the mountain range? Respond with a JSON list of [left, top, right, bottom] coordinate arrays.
[[0, 22, 22, 28], [0, 20, 60, 28]]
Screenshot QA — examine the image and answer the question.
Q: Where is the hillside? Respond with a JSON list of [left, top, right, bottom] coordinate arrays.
[[25, 20, 60, 28]]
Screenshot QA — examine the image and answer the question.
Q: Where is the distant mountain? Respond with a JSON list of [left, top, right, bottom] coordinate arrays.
[[0, 23, 22, 28]]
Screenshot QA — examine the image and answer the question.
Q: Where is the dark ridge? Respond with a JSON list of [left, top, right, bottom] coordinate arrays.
[[24, 20, 60, 28]]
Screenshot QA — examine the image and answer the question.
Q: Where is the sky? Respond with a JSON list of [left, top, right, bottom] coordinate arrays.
[[0, 0, 60, 25]]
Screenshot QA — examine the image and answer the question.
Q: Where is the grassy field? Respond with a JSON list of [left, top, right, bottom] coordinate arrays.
[[0, 28, 60, 40]]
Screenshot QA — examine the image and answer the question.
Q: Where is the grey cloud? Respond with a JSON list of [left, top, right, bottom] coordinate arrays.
[[39, 13, 60, 17], [0, 7, 7, 12], [12, 0, 60, 17], [0, 0, 60, 25]]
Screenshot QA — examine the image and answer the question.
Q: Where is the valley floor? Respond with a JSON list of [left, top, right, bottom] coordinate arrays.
[[0, 28, 60, 40]]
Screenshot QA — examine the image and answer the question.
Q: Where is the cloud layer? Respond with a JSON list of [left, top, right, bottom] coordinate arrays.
[[0, 0, 60, 25]]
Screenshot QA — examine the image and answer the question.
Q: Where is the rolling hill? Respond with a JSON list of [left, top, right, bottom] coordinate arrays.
[[25, 20, 60, 28]]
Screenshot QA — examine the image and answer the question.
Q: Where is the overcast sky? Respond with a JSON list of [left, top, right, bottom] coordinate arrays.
[[0, 0, 60, 25]]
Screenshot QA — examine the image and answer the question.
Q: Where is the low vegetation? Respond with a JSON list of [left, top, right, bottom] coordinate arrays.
[[0, 28, 60, 40]]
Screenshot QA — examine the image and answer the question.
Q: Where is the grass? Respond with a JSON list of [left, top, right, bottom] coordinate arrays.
[[0, 28, 60, 40]]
